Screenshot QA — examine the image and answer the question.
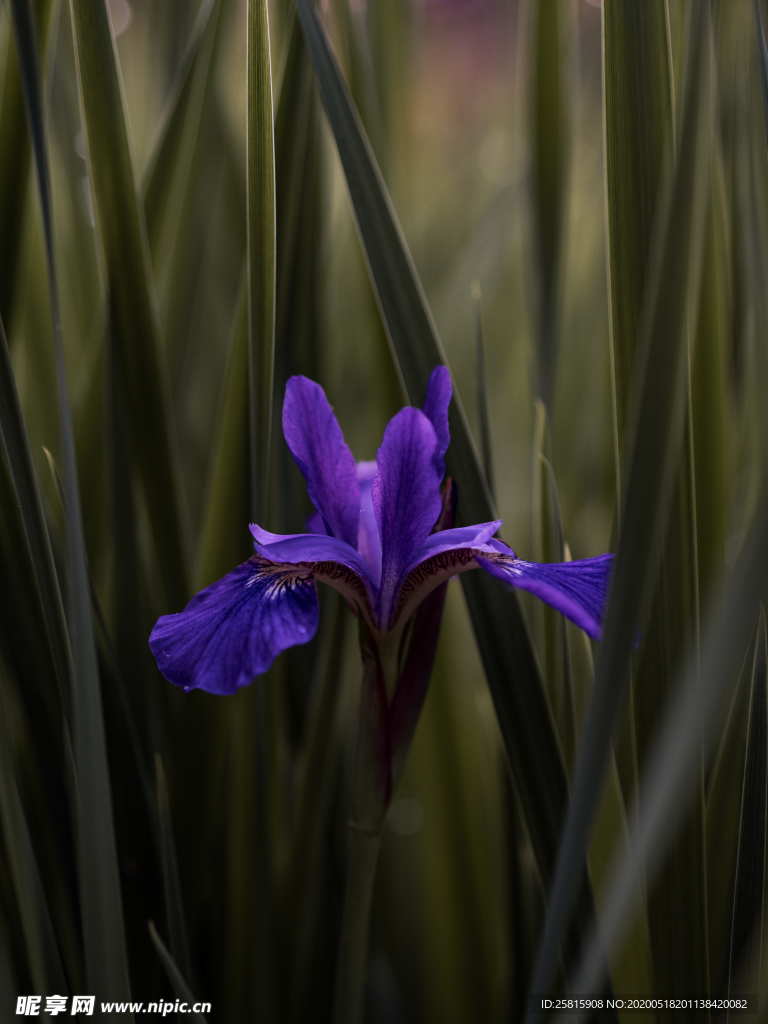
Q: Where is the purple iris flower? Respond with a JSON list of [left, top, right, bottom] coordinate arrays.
[[149, 368, 613, 696]]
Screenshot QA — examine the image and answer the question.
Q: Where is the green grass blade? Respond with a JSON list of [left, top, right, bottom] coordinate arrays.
[[472, 287, 496, 502], [602, 0, 673, 587], [0, 1, 53, 340], [154, 757, 192, 986], [0, 690, 67, 994], [104, 326, 154, 694], [624, 6, 722, 998], [726, 612, 768, 996], [295, 0, 457, 405], [247, 0, 276, 520], [603, 0, 674, 455], [201, 30, 279, 988], [691, 160, 729, 600], [527, 0, 569, 409], [756, 0, 768, 126], [196, 285, 250, 586], [141, 0, 226, 375], [528, 2, 714, 1000], [636, 159, 731, 1007], [0, 6, 28, 335], [747, 1, 768, 467], [587, 740, 653, 999], [141, 0, 220, 246], [0, 915, 18, 1011], [295, 0, 574, 892], [331, 0, 384, 160], [571, 507, 768, 998], [74, 0, 227, 589], [364, 0, 410, 167], [10, 0, 132, 1003], [706, 636, 754, 988], [148, 921, 208, 1024], [68, 0, 188, 608], [529, 403, 574, 764], [274, 11, 324, 382], [90, 588, 156, 832], [0, 317, 69, 698], [272, 10, 331, 578], [327, 0, 402, 413]]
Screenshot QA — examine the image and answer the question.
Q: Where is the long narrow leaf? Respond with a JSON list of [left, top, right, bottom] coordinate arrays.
[[527, 0, 569, 409], [472, 288, 496, 502], [0, 692, 67, 994], [148, 922, 208, 1024], [195, 286, 250, 587], [154, 757, 192, 986], [726, 612, 768, 995], [68, 0, 188, 609], [10, 0, 132, 1004], [247, 0, 276, 520], [142, 0, 220, 244], [528, 2, 714, 1001], [0, 0, 53, 338], [0, 317, 69, 697], [603, 0, 674, 453], [570, 504, 768, 1001]]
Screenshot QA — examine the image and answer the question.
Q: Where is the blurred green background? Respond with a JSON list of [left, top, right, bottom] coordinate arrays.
[[2, 0, 768, 1021]]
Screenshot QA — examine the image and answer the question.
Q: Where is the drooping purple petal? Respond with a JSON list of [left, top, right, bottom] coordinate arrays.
[[282, 376, 360, 546], [405, 520, 502, 572], [249, 523, 300, 546], [149, 558, 319, 694], [422, 365, 452, 479], [390, 521, 502, 626], [477, 551, 614, 638], [250, 526, 368, 575], [373, 408, 443, 625], [249, 526, 375, 618]]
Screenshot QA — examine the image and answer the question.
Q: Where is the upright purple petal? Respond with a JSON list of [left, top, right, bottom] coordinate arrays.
[[282, 376, 360, 546], [422, 365, 452, 478], [356, 460, 382, 585], [478, 550, 614, 639], [373, 408, 443, 625], [306, 511, 325, 534], [149, 559, 319, 694]]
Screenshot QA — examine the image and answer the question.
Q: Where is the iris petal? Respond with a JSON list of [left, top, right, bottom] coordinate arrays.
[[390, 522, 502, 627], [250, 527, 376, 619], [477, 551, 614, 638], [356, 460, 382, 585], [373, 408, 443, 625], [282, 376, 360, 546], [250, 528, 369, 576], [149, 558, 319, 694], [422, 366, 452, 479], [405, 521, 503, 572]]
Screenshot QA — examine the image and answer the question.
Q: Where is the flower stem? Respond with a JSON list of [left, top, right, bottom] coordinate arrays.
[[332, 823, 383, 1024], [333, 639, 390, 1024]]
